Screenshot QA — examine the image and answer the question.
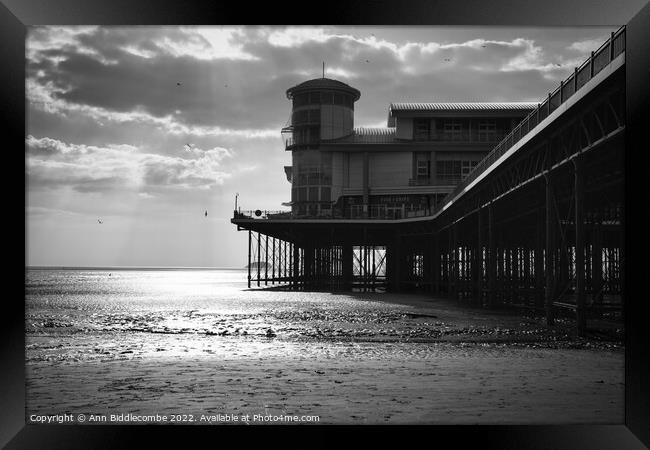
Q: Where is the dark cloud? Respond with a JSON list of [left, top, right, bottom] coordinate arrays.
[[31, 49, 289, 129], [27, 26, 611, 137]]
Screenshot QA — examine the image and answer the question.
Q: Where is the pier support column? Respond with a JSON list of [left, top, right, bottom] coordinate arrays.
[[277, 239, 282, 283], [433, 232, 440, 295], [545, 174, 556, 326], [504, 246, 511, 305], [264, 234, 269, 286], [387, 235, 402, 292], [535, 208, 545, 309], [257, 232, 261, 287], [449, 224, 457, 300], [592, 220, 603, 307], [293, 244, 300, 289], [342, 243, 354, 290], [574, 158, 587, 335], [247, 230, 252, 289], [487, 203, 496, 308], [523, 246, 530, 306], [559, 241, 569, 300], [475, 208, 483, 304], [424, 234, 433, 294], [271, 237, 275, 284], [303, 246, 314, 290]]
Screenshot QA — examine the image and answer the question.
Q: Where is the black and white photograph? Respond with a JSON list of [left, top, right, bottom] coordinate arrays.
[[22, 22, 630, 427], [3, 1, 647, 444]]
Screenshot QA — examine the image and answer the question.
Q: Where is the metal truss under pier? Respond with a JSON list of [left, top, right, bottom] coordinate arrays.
[[245, 229, 388, 291]]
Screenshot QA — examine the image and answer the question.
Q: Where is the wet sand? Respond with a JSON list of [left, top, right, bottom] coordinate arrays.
[[26, 291, 624, 425]]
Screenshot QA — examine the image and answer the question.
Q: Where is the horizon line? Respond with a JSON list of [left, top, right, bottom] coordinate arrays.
[[26, 265, 245, 270]]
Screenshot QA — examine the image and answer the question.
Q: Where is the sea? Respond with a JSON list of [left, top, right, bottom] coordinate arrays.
[[25, 267, 425, 357], [24, 267, 624, 423], [26, 267, 452, 376]]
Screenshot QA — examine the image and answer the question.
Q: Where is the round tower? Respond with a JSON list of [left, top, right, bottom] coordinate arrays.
[[284, 78, 360, 217], [285, 77, 360, 146]]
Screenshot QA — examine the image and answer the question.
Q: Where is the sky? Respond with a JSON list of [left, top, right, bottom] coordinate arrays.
[[25, 25, 618, 268]]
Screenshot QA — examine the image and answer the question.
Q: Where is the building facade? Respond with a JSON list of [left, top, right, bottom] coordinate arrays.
[[282, 77, 536, 219]]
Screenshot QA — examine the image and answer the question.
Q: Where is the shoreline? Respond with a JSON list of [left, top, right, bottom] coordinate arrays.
[[25, 281, 624, 424]]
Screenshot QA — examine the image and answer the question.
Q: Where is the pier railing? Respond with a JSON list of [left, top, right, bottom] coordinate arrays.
[[439, 26, 625, 210], [233, 206, 434, 221]]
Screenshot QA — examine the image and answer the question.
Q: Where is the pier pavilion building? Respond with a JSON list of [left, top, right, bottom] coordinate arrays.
[[281, 78, 536, 219]]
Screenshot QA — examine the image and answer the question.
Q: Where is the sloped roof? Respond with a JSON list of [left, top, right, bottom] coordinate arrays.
[[352, 127, 396, 137], [389, 102, 538, 113], [323, 127, 396, 144]]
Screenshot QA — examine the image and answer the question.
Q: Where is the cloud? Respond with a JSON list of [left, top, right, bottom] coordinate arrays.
[[325, 67, 359, 79], [27, 28, 283, 130], [250, 27, 570, 76], [27, 26, 109, 64], [26, 135, 234, 192], [27, 77, 278, 139], [568, 38, 606, 53], [172, 27, 259, 60], [26, 205, 86, 218], [27, 25, 610, 142]]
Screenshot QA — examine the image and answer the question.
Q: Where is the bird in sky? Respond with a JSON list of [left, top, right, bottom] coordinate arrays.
[[97, 219, 103, 224], [176, 82, 182, 86], [365, 59, 370, 63], [184, 143, 193, 151], [556, 63, 562, 67], [204, 210, 208, 217], [481, 45, 487, 48], [444, 58, 452, 62]]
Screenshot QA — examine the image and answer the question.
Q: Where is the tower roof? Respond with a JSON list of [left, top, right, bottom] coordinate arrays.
[[286, 77, 361, 101]]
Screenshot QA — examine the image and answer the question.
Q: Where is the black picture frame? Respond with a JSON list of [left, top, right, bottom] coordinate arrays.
[[3, 0, 648, 447]]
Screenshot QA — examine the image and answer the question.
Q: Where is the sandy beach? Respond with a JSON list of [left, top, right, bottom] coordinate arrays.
[[26, 271, 624, 425], [27, 339, 623, 425]]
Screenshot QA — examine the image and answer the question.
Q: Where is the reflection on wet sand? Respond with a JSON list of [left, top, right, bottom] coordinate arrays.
[[25, 269, 624, 424]]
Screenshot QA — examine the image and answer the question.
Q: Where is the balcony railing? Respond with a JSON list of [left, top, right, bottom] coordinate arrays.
[[325, 133, 397, 144], [233, 205, 434, 221], [288, 131, 508, 148], [285, 137, 320, 149], [440, 25, 625, 210], [234, 210, 293, 220]]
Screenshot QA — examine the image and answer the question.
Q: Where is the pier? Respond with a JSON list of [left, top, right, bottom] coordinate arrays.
[[233, 27, 625, 336]]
